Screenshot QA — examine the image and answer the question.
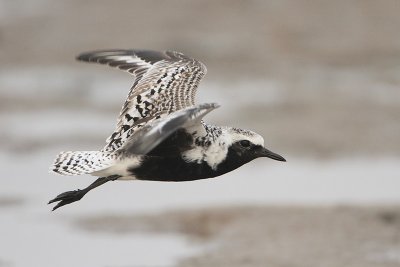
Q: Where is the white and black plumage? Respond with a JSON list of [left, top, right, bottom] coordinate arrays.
[[49, 49, 286, 210]]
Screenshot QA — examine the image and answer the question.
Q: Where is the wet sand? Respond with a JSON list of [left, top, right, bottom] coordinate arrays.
[[0, 197, 25, 208], [76, 206, 400, 267]]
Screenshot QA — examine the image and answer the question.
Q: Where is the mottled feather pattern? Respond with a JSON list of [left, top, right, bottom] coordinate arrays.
[[51, 49, 208, 175], [51, 151, 116, 175], [77, 50, 206, 153], [194, 122, 223, 147], [117, 103, 220, 157]]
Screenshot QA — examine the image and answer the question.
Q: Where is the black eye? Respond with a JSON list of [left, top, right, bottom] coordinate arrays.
[[239, 140, 251, 147]]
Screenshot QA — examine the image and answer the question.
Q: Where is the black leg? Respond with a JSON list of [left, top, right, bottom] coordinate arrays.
[[48, 175, 120, 211]]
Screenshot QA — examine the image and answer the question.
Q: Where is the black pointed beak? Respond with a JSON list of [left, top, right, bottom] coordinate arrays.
[[257, 147, 286, 162]]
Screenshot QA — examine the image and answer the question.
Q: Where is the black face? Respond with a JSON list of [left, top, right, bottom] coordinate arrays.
[[229, 140, 286, 164], [197, 139, 286, 178]]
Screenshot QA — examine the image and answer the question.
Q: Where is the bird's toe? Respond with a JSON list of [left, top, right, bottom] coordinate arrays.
[[48, 189, 87, 211]]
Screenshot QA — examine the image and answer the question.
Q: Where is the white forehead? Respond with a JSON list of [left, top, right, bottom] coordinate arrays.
[[227, 127, 265, 146]]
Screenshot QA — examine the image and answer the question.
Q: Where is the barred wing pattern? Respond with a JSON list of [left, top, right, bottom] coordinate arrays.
[[77, 50, 207, 152]]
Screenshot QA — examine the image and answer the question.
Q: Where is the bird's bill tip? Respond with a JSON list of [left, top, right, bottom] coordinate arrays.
[[258, 147, 286, 162]]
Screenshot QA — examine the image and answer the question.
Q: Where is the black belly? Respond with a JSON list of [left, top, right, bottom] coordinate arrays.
[[129, 156, 224, 182]]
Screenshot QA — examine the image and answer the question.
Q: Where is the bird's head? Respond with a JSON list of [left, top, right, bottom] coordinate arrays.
[[225, 127, 286, 165]]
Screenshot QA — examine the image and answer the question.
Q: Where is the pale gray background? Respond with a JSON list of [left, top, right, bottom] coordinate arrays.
[[1, 1, 399, 266]]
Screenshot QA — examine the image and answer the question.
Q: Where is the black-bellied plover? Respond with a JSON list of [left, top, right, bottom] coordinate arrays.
[[49, 50, 285, 210]]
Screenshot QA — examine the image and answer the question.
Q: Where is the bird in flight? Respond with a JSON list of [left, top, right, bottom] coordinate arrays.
[[49, 49, 286, 210]]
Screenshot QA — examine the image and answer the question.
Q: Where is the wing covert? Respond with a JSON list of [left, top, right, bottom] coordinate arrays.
[[77, 49, 207, 152], [117, 103, 219, 156]]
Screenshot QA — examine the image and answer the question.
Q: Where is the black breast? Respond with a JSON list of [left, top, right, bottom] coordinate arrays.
[[130, 137, 251, 182], [145, 128, 194, 158], [129, 128, 219, 181], [129, 155, 219, 182]]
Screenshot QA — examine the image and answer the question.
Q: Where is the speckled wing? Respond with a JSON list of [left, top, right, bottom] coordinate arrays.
[[117, 103, 219, 156], [77, 49, 207, 152]]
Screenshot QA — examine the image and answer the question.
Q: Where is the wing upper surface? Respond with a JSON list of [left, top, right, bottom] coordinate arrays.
[[77, 49, 207, 151]]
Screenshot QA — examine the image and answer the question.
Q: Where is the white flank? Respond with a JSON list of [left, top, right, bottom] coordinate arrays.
[[91, 156, 142, 180]]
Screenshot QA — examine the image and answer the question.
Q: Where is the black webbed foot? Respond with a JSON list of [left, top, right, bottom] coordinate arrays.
[[48, 189, 87, 211]]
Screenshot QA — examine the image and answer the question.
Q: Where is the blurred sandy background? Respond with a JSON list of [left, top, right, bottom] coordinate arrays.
[[1, 1, 400, 267]]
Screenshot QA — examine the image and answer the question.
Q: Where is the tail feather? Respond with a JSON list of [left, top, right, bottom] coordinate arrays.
[[50, 151, 116, 175]]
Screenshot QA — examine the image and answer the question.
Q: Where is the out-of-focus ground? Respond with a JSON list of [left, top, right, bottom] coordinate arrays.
[[1, 1, 400, 266], [78, 206, 400, 267]]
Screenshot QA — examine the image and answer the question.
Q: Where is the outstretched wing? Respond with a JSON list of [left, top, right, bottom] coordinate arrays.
[[77, 49, 207, 152], [117, 103, 219, 156]]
